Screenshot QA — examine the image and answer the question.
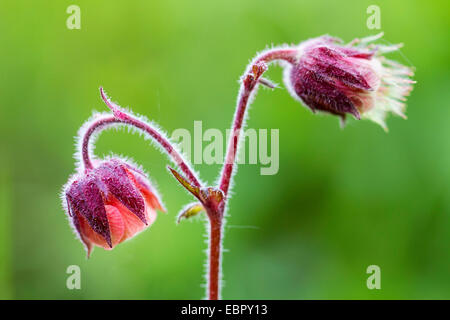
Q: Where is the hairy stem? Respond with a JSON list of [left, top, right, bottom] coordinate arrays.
[[219, 49, 296, 196], [208, 215, 222, 300], [81, 116, 118, 171], [81, 112, 202, 188], [201, 48, 297, 300]]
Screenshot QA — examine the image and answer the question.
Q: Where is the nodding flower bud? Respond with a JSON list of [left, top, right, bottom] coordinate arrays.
[[283, 33, 415, 130], [63, 158, 164, 257]]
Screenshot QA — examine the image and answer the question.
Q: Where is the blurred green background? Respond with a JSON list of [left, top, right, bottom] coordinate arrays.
[[0, 0, 449, 299]]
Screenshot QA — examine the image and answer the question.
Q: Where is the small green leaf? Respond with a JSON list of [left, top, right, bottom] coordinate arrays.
[[177, 203, 205, 224]]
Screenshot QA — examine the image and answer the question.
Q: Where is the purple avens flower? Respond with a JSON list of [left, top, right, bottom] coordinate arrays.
[[282, 33, 415, 130], [62, 88, 199, 258], [63, 158, 165, 257]]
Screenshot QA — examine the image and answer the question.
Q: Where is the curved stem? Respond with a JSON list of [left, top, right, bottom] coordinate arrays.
[[202, 48, 298, 300], [219, 48, 296, 196], [81, 91, 202, 188], [81, 116, 118, 171]]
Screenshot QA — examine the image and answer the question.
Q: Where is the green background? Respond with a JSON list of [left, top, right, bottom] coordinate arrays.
[[0, 0, 449, 299]]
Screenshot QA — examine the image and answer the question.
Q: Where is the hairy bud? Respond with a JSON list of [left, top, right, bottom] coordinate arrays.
[[283, 33, 415, 130], [63, 158, 164, 257]]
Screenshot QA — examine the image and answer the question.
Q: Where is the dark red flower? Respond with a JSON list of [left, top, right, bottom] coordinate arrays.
[[63, 158, 164, 257], [284, 33, 415, 130]]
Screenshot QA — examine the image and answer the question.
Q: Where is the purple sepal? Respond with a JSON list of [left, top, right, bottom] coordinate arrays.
[[66, 175, 112, 247], [306, 46, 373, 91], [291, 67, 360, 119], [98, 160, 147, 224], [69, 203, 93, 256]]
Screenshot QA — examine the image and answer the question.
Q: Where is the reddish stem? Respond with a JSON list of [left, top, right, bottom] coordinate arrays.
[[81, 116, 118, 171], [219, 49, 296, 196], [201, 48, 298, 300], [81, 114, 202, 189], [120, 116, 201, 188], [208, 215, 222, 300]]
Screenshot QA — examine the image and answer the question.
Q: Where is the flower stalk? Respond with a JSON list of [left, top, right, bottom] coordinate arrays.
[[219, 48, 297, 196]]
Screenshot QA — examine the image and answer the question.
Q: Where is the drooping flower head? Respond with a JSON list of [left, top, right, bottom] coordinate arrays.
[[283, 33, 415, 130], [63, 158, 164, 257]]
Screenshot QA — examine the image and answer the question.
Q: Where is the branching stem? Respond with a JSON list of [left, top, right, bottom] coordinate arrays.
[[83, 47, 296, 300]]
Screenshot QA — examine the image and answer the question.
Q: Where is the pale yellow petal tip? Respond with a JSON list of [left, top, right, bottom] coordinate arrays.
[[369, 117, 389, 132], [377, 120, 389, 132]]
